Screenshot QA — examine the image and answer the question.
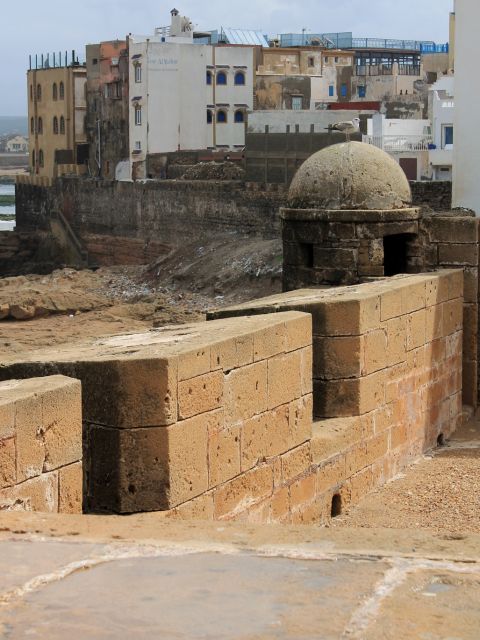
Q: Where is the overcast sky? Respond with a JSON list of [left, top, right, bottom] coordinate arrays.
[[1, 0, 453, 116]]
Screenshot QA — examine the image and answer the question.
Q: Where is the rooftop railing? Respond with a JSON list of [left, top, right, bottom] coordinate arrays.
[[363, 134, 433, 152]]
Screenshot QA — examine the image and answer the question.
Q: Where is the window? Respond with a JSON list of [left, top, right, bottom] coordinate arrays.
[[37, 84, 42, 100], [30, 117, 35, 134], [308, 56, 315, 67], [217, 109, 227, 123], [207, 109, 213, 124], [328, 85, 334, 97], [30, 84, 33, 101], [341, 83, 347, 98], [39, 149, 44, 167], [53, 83, 58, 100], [291, 96, 302, 110], [135, 64, 142, 83], [135, 106, 142, 125], [59, 81, 65, 99], [358, 85, 366, 98], [134, 141, 142, 151], [335, 56, 339, 63], [324, 56, 329, 63], [216, 71, 227, 85], [53, 116, 59, 134], [206, 70, 213, 85], [234, 71, 245, 86], [60, 116, 65, 135], [32, 150, 35, 167], [37, 117, 43, 134], [443, 125, 454, 147], [92, 58, 98, 65], [234, 110, 245, 123]]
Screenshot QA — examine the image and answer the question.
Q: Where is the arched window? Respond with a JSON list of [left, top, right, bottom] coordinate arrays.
[[206, 71, 213, 85], [60, 116, 65, 134], [59, 81, 65, 99], [53, 83, 58, 100], [234, 110, 245, 123], [30, 117, 35, 134], [135, 64, 142, 83], [216, 71, 227, 86], [39, 149, 44, 167], [30, 85, 33, 101], [234, 71, 246, 86], [37, 117, 43, 134], [32, 150, 35, 168], [53, 116, 59, 134], [37, 84, 42, 100], [217, 110, 227, 123], [207, 109, 213, 124]]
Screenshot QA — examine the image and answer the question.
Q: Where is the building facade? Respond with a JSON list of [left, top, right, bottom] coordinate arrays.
[[127, 10, 255, 180], [429, 76, 454, 181], [85, 40, 129, 180], [27, 58, 87, 179], [5, 136, 28, 153]]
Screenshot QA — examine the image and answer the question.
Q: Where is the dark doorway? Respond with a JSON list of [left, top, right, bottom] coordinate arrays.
[[383, 234, 415, 277], [399, 157, 418, 181], [331, 494, 342, 518]]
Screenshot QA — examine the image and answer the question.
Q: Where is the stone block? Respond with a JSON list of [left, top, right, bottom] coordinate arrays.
[[285, 314, 312, 353], [289, 394, 313, 444], [301, 347, 313, 395], [428, 217, 478, 244], [270, 486, 290, 521], [41, 378, 82, 472], [402, 280, 426, 314], [386, 316, 407, 367], [438, 243, 479, 267], [225, 361, 268, 425], [173, 492, 214, 521], [15, 393, 45, 483], [213, 464, 273, 519], [178, 347, 211, 382], [463, 268, 477, 304], [313, 335, 362, 379], [267, 350, 302, 409], [178, 371, 224, 420], [208, 425, 241, 488], [313, 296, 380, 337], [210, 339, 237, 373], [290, 473, 316, 507], [58, 461, 83, 514], [316, 456, 346, 494], [380, 288, 403, 321], [253, 324, 286, 361], [314, 371, 385, 418], [363, 329, 387, 375], [0, 472, 59, 513], [314, 247, 357, 269], [425, 305, 444, 343], [407, 309, 426, 351], [0, 401, 14, 440], [0, 438, 16, 489], [443, 299, 463, 336], [281, 443, 312, 483], [242, 405, 291, 471]]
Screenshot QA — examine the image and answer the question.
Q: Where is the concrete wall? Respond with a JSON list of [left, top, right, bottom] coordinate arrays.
[[453, 0, 480, 214], [0, 376, 82, 513]]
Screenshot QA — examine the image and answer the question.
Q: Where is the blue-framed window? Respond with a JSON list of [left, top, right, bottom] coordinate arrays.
[[207, 110, 213, 124], [234, 71, 245, 86], [216, 72, 227, 86], [206, 71, 212, 85], [234, 110, 245, 123], [328, 85, 334, 97], [217, 110, 227, 123], [358, 85, 366, 98], [340, 83, 347, 98]]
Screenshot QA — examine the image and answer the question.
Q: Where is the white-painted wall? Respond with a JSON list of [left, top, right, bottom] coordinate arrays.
[[128, 34, 254, 178], [430, 76, 454, 181], [453, 0, 480, 212]]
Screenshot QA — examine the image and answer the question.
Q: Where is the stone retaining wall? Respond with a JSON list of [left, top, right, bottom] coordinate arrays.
[[0, 376, 82, 514]]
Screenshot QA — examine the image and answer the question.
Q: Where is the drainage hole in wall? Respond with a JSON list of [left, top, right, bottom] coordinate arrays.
[[331, 494, 342, 518], [437, 433, 445, 447]]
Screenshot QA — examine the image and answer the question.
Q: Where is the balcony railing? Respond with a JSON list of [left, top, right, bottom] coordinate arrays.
[[363, 135, 433, 152]]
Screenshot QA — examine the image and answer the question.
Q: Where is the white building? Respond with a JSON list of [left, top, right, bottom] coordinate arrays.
[[127, 9, 254, 180], [5, 136, 28, 153], [429, 76, 454, 181], [453, 0, 480, 213], [364, 113, 432, 180]]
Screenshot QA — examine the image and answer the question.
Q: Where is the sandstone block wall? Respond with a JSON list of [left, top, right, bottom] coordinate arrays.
[[0, 313, 313, 516], [0, 376, 82, 514]]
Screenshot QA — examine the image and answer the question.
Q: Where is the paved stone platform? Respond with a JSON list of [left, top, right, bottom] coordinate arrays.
[[0, 522, 479, 639]]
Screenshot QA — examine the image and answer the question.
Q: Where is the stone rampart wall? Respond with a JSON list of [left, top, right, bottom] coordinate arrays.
[[0, 376, 82, 514]]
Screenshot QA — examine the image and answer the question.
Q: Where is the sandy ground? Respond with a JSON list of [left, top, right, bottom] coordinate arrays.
[[333, 415, 480, 535], [0, 234, 282, 357]]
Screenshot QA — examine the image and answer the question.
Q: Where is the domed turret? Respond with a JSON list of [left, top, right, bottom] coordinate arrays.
[[288, 141, 412, 211]]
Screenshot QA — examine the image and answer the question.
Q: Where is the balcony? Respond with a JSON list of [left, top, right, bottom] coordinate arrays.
[[429, 147, 453, 166], [363, 135, 433, 152]]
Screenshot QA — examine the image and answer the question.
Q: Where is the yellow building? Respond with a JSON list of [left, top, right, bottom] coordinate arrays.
[[27, 59, 87, 179]]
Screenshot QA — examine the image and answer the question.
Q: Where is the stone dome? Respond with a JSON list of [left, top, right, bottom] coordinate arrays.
[[288, 141, 412, 210]]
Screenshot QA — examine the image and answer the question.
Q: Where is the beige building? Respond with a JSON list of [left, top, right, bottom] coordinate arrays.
[[5, 136, 28, 153], [27, 62, 87, 179]]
